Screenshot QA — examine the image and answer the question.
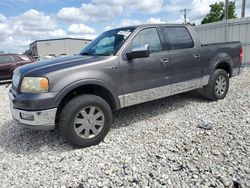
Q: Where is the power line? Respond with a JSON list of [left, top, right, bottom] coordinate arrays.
[[180, 8, 191, 24]]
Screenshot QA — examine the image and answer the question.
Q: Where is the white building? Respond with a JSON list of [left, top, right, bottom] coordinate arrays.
[[195, 17, 250, 65], [29, 38, 92, 58]]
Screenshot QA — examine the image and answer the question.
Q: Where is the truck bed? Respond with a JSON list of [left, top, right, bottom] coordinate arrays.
[[201, 41, 242, 77]]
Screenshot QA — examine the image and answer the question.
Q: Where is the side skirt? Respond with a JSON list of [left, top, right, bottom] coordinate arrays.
[[119, 75, 210, 108]]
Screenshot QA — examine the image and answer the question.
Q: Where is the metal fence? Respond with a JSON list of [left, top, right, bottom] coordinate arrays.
[[194, 17, 250, 65]]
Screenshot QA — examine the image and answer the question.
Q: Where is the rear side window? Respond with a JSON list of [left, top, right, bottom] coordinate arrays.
[[132, 28, 161, 53], [164, 27, 194, 50], [0, 56, 14, 63], [13, 55, 22, 62], [19, 55, 31, 61]]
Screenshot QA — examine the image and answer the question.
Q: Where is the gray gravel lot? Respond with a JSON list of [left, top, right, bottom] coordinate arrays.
[[0, 69, 249, 188]]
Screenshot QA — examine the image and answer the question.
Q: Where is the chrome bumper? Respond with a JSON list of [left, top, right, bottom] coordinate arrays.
[[10, 104, 57, 130]]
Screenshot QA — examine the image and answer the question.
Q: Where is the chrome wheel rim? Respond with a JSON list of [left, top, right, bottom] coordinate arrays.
[[73, 106, 105, 139], [215, 75, 227, 96]]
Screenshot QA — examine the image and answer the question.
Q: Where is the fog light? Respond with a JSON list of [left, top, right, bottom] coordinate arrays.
[[20, 113, 34, 121]]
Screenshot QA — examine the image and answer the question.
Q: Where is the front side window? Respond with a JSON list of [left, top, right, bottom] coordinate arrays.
[[131, 28, 161, 53], [0, 56, 14, 63], [80, 27, 135, 56], [164, 27, 194, 50]]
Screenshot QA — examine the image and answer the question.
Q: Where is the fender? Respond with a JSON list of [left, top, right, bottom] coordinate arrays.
[[54, 78, 121, 109], [209, 52, 233, 77]]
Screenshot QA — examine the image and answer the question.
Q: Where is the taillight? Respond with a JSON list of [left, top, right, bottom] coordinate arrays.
[[240, 47, 243, 63]]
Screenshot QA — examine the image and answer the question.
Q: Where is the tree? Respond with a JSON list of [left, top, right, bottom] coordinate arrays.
[[201, 1, 237, 24]]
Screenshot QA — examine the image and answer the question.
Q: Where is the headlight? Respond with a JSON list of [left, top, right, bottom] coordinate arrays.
[[21, 77, 49, 93]]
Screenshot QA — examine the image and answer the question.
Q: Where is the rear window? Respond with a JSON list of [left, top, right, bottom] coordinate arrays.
[[0, 56, 14, 63], [164, 27, 194, 50], [19, 55, 31, 61], [13, 55, 22, 62]]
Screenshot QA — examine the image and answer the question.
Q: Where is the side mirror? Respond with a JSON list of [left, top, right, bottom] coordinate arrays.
[[126, 44, 149, 60]]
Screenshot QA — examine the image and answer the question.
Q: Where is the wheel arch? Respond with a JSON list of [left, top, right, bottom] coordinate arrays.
[[55, 79, 121, 114], [210, 54, 233, 78]]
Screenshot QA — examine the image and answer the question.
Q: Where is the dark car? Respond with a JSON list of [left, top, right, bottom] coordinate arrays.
[[0, 54, 34, 80], [9, 24, 243, 147]]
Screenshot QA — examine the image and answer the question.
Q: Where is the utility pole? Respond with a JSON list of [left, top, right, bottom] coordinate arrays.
[[225, 0, 229, 20], [241, 0, 246, 18], [180, 8, 191, 24]]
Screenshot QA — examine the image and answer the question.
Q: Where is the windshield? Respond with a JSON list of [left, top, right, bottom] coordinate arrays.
[[80, 27, 135, 56]]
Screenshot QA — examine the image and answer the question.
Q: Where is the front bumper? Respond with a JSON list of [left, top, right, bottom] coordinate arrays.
[[9, 86, 57, 130], [10, 104, 57, 130]]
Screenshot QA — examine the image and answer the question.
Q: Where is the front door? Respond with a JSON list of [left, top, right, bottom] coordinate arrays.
[[120, 27, 171, 107]]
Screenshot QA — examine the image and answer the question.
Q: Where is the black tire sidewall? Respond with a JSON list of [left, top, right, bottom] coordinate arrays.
[[59, 94, 112, 147]]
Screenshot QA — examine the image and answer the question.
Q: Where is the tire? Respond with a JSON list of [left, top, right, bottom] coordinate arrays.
[[58, 94, 113, 148], [202, 69, 229, 101]]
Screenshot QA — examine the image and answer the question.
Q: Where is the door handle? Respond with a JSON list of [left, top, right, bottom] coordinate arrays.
[[104, 66, 118, 70], [193, 54, 201, 58], [161, 58, 169, 65]]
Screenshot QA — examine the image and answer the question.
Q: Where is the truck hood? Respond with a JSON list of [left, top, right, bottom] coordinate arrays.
[[15, 55, 109, 76]]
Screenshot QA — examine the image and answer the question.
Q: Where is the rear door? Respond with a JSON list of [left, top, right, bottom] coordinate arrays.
[[162, 26, 202, 94], [120, 27, 171, 107], [0, 55, 16, 79]]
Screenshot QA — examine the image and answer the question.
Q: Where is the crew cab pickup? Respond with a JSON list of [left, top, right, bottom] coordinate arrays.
[[9, 24, 243, 147]]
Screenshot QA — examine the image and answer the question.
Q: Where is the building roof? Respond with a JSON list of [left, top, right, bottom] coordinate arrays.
[[30, 37, 92, 45]]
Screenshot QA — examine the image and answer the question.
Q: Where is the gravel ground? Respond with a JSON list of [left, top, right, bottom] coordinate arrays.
[[0, 69, 249, 188]]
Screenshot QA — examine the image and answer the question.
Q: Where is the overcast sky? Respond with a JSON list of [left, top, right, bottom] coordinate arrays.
[[0, 0, 249, 53]]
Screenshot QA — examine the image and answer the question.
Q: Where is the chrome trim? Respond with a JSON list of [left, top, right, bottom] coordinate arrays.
[[118, 95, 125, 108], [202, 75, 210, 86], [118, 76, 212, 108], [172, 78, 201, 95], [10, 105, 57, 130], [123, 84, 171, 107]]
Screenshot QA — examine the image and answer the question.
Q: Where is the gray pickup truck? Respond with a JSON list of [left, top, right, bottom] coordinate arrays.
[[9, 24, 243, 147]]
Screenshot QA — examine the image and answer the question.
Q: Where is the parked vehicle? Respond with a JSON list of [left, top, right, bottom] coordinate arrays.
[[9, 24, 243, 147], [0, 54, 34, 80], [37, 55, 56, 61]]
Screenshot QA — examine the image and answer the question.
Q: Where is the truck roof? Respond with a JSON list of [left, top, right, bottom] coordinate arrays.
[[113, 23, 189, 30]]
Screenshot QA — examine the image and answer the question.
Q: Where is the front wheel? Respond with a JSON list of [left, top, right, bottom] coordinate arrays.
[[202, 69, 229, 101], [58, 94, 113, 148]]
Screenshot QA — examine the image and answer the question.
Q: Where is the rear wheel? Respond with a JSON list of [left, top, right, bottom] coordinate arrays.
[[58, 94, 112, 148], [202, 69, 229, 101]]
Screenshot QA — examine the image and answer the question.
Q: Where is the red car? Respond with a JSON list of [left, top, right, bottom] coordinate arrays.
[[0, 54, 34, 80]]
